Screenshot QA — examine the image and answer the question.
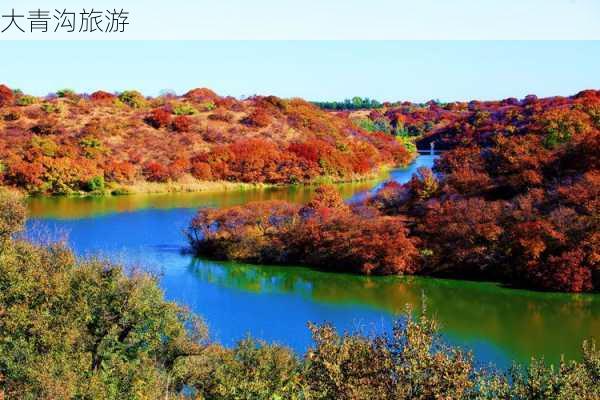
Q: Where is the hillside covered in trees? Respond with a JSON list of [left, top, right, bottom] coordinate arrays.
[[0, 85, 412, 195], [188, 90, 600, 293], [1, 190, 598, 399]]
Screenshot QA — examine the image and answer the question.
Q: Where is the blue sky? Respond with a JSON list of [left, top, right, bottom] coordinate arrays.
[[0, 41, 599, 102]]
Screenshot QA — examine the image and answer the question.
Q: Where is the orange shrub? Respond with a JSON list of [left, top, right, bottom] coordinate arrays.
[[145, 108, 172, 129], [184, 88, 219, 102], [143, 162, 170, 182], [89, 90, 116, 102], [191, 161, 213, 180], [187, 185, 418, 275], [167, 158, 190, 180], [0, 84, 15, 107], [171, 115, 192, 132], [104, 160, 137, 183], [241, 109, 271, 128]]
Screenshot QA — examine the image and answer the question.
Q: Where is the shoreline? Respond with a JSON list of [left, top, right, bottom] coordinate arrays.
[[19, 160, 413, 199]]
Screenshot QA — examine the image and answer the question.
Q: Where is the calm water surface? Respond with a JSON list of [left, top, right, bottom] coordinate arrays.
[[26, 155, 599, 368]]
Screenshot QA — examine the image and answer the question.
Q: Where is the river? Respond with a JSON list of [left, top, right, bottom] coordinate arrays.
[[25, 154, 600, 369]]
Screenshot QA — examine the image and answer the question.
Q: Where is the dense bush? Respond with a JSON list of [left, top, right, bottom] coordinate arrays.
[[181, 312, 600, 400], [56, 88, 77, 99], [15, 95, 36, 106], [172, 103, 198, 116], [89, 90, 116, 102], [0, 84, 15, 106], [172, 115, 192, 132], [2, 109, 21, 121], [184, 87, 219, 102], [40, 102, 63, 114], [143, 161, 171, 182], [145, 108, 172, 128], [85, 175, 105, 192], [0, 189, 25, 241], [104, 160, 137, 183], [118, 90, 146, 108], [187, 186, 418, 274], [0, 193, 207, 399], [198, 101, 216, 112], [241, 108, 271, 127], [208, 108, 235, 122], [29, 118, 65, 136], [353, 116, 393, 134], [191, 161, 213, 180]]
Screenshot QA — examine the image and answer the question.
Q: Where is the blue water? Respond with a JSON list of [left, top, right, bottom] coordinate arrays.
[[25, 155, 600, 369]]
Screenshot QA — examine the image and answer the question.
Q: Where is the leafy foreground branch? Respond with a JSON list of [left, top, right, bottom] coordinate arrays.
[[1, 191, 598, 399]]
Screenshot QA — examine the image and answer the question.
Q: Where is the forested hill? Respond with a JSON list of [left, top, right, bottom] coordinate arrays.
[[341, 90, 600, 151], [0, 85, 412, 195], [2, 85, 598, 197], [188, 89, 600, 293]]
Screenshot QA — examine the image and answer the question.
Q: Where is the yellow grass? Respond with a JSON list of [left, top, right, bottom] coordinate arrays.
[[113, 179, 271, 195]]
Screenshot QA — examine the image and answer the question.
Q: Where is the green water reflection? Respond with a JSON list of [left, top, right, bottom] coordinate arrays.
[[26, 155, 438, 220], [26, 181, 377, 220], [188, 260, 600, 365]]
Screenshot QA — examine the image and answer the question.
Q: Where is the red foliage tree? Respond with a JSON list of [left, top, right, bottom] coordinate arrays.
[[184, 88, 219, 102], [288, 141, 322, 164], [89, 90, 116, 102], [304, 185, 349, 214], [4, 157, 45, 191], [418, 198, 506, 278], [186, 186, 418, 275], [167, 158, 190, 180], [242, 109, 271, 128], [145, 108, 172, 129], [171, 115, 192, 132], [186, 201, 301, 262], [0, 84, 15, 107], [539, 249, 593, 292], [143, 162, 170, 182], [297, 212, 418, 275], [104, 160, 137, 183], [191, 161, 213, 180]]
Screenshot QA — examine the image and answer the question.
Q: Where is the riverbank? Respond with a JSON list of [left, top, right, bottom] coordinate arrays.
[[25, 159, 430, 221], [13, 160, 407, 198], [107, 178, 273, 196], [109, 165, 398, 196]]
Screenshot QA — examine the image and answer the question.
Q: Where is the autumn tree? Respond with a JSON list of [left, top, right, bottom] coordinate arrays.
[[145, 108, 172, 128], [0, 194, 207, 399], [0, 84, 15, 107]]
